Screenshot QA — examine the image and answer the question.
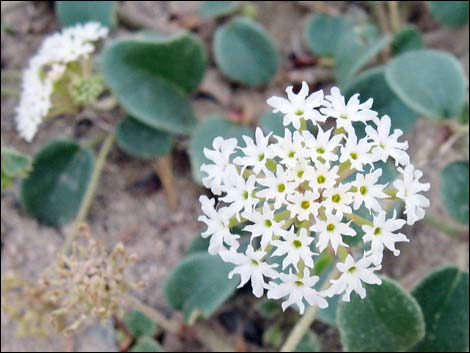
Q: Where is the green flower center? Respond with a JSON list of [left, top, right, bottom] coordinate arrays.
[[288, 151, 295, 158], [350, 152, 358, 160], [258, 153, 265, 161], [243, 190, 249, 200], [360, 186, 367, 195], [316, 147, 325, 154], [332, 194, 341, 203], [251, 259, 259, 266], [278, 183, 286, 192], [295, 110, 304, 116], [374, 227, 382, 236], [265, 219, 272, 228], [293, 240, 302, 248], [327, 224, 335, 232], [348, 266, 357, 273], [295, 280, 304, 287], [297, 170, 304, 178], [317, 175, 326, 184], [301, 200, 310, 209], [340, 114, 348, 119]]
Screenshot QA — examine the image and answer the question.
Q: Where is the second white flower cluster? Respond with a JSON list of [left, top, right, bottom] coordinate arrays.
[[199, 83, 430, 314]]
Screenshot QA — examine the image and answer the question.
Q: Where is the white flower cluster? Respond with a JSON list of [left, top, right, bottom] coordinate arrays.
[[16, 22, 108, 142], [198, 83, 430, 314]]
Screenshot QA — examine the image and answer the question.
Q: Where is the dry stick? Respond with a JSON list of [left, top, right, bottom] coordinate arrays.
[[62, 133, 115, 254], [153, 155, 179, 211], [388, 1, 401, 33], [281, 267, 341, 352]]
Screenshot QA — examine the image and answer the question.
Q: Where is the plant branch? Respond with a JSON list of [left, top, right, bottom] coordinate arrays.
[[280, 267, 341, 352], [62, 133, 115, 254], [423, 214, 467, 239], [388, 1, 400, 32], [153, 155, 179, 211]]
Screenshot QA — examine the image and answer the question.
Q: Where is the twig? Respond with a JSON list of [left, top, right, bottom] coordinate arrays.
[[388, 1, 401, 33], [153, 155, 179, 211], [62, 133, 115, 254], [280, 267, 341, 352]]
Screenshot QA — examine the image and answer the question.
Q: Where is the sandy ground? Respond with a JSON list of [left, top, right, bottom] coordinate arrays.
[[1, 1, 469, 352]]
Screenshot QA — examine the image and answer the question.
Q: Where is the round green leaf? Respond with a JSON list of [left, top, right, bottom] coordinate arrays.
[[56, 1, 117, 28], [259, 111, 288, 137], [21, 140, 94, 227], [304, 13, 351, 57], [116, 117, 173, 159], [335, 25, 390, 87], [429, 1, 469, 28], [200, 1, 240, 18], [411, 266, 469, 352], [130, 337, 164, 352], [344, 66, 419, 132], [124, 310, 158, 339], [214, 17, 279, 86], [391, 25, 423, 56], [385, 49, 466, 120], [440, 161, 469, 225], [189, 115, 252, 184], [101, 33, 206, 134], [163, 252, 238, 323], [337, 277, 425, 352]]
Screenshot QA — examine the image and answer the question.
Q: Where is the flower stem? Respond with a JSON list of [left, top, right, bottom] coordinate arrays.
[[153, 155, 179, 211], [423, 214, 466, 239], [388, 1, 400, 32], [344, 212, 373, 227], [62, 133, 115, 254], [280, 267, 341, 352]]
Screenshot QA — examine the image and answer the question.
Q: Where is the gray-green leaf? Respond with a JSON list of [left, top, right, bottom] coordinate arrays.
[[56, 1, 117, 28], [391, 25, 423, 56], [429, 1, 469, 28], [385, 49, 466, 120], [124, 310, 159, 338], [199, 1, 240, 18], [337, 277, 425, 352], [116, 117, 173, 159], [163, 252, 238, 323], [21, 140, 94, 227], [411, 266, 469, 352], [440, 161, 469, 225], [130, 336, 164, 352], [214, 17, 279, 86]]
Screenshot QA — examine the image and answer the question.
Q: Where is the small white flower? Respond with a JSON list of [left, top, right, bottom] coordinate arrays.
[[273, 129, 305, 168], [201, 137, 238, 195], [352, 169, 389, 213], [310, 210, 356, 253], [267, 81, 325, 129], [257, 165, 296, 209], [366, 115, 410, 166], [339, 134, 372, 171], [393, 165, 430, 225], [220, 246, 278, 298], [243, 203, 285, 250], [303, 127, 343, 163], [286, 157, 316, 187], [309, 161, 339, 191], [234, 128, 272, 174], [267, 268, 327, 314], [287, 190, 321, 221], [321, 87, 377, 132], [198, 196, 239, 255], [322, 183, 354, 214], [325, 254, 381, 301], [272, 228, 316, 271], [363, 211, 408, 264], [221, 174, 258, 215]]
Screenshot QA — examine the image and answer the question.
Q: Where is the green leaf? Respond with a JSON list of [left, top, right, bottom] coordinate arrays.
[[200, 1, 240, 18], [429, 1, 469, 28], [56, 1, 117, 28], [256, 299, 282, 319], [344, 66, 419, 132], [116, 117, 173, 159], [335, 25, 390, 87], [124, 310, 158, 338], [385, 49, 466, 120], [1, 147, 32, 178], [391, 25, 423, 56], [440, 161, 469, 225], [20, 140, 94, 227], [337, 276, 425, 352], [130, 336, 164, 352], [304, 13, 351, 57], [189, 115, 252, 184], [101, 33, 206, 134], [214, 17, 279, 86], [458, 101, 469, 124], [186, 235, 211, 256], [164, 252, 238, 323], [296, 331, 320, 352], [411, 266, 469, 352], [263, 322, 284, 348], [259, 111, 289, 137]]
